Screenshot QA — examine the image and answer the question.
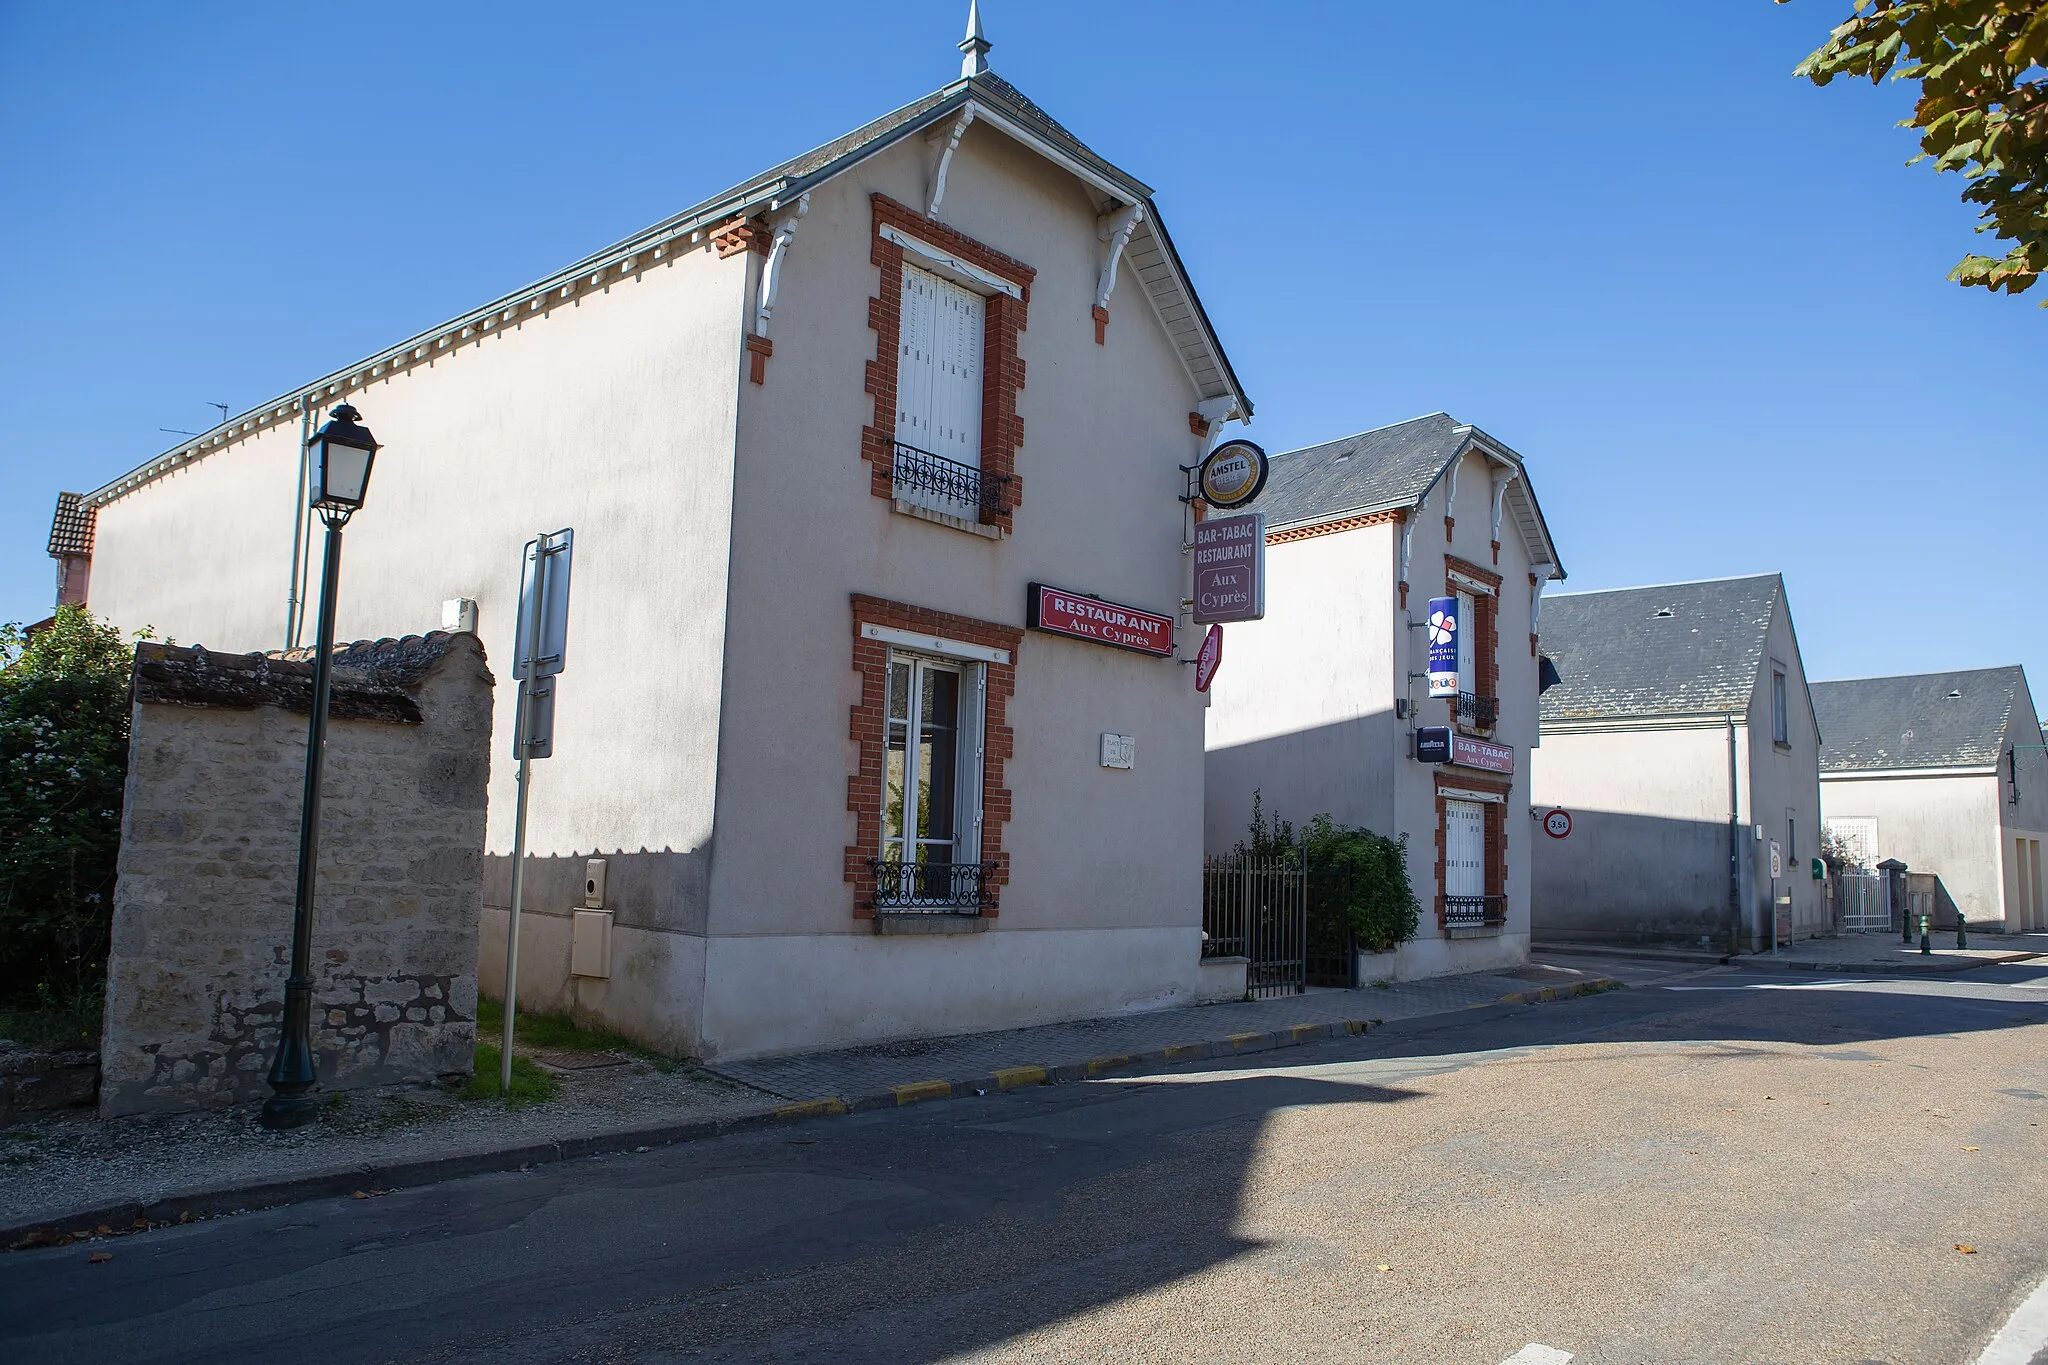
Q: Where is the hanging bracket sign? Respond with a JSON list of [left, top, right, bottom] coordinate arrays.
[[1193, 623, 1224, 692], [1192, 512, 1265, 624], [1027, 583, 1175, 658], [1182, 438, 1269, 510], [1425, 595, 1460, 699]]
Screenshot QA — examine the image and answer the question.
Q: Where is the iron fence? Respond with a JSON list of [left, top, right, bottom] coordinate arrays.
[[1203, 854, 1306, 998], [867, 858, 992, 913], [892, 443, 1011, 517], [1455, 691, 1499, 731]]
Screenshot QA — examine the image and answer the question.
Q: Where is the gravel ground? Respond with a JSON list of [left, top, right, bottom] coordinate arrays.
[[0, 1054, 772, 1233]]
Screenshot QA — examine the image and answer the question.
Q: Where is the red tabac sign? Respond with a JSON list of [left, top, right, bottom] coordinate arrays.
[[1450, 735, 1514, 774], [1027, 583, 1175, 658], [1194, 624, 1223, 692]]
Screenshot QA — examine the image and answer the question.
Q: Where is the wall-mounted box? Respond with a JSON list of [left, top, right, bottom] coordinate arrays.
[[582, 857, 607, 908], [442, 598, 478, 634], [570, 909, 612, 978]]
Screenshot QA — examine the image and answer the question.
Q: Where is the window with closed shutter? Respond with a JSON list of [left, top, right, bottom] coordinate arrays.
[[1445, 801, 1486, 899], [896, 264, 983, 472]]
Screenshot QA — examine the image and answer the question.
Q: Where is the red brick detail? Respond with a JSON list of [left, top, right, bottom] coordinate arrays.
[[1092, 304, 1109, 345], [1446, 556, 1503, 731], [1188, 412, 1210, 438], [845, 594, 1025, 918], [1530, 632, 1539, 658], [862, 195, 1034, 533], [743, 333, 772, 386], [714, 217, 770, 258], [1444, 515, 1455, 541], [1431, 770, 1512, 927], [1265, 509, 1402, 547], [1446, 555, 1504, 591], [1491, 538, 1501, 566]]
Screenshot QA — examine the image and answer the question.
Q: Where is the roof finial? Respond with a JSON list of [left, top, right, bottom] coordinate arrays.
[[959, 0, 991, 78]]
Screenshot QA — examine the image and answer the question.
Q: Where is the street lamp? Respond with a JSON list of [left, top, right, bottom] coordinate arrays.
[[261, 403, 379, 1131]]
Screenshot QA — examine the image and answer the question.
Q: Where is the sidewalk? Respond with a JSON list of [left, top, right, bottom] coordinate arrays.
[[0, 960, 1620, 1246], [1536, 931, 2048, 976]]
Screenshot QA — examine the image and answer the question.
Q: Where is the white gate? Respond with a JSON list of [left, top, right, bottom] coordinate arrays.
[[1838, 870, 1890, 933]]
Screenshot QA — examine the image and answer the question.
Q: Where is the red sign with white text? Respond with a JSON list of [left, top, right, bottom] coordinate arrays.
[[1027, 583, 1175, 658], [1194, 624, 1223, 692], [1450, 734, 1514, 774]]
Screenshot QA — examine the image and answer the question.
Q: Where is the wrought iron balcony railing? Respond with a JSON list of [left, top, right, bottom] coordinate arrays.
[[892, 443, 1011, 517], [868, 858, 993, 913], [1444, 894, 1507, 927], [1456, 691, 1499, 731]]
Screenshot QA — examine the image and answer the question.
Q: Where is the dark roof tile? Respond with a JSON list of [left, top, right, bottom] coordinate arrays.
[[1811, 667, 2026, 772], [1538, 575, 1783, 721]]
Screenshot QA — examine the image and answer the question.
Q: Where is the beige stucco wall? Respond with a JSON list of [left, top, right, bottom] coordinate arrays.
[[700, 121, 1217, 1056], [84, 243, 749, 1055], [1531, 722, 1743, 946], [1820, 771, 2005, 923], [1998, 686, 2048, 930], [1203, 522, 1398, 848], [1741, 593, 1826, 940], [1204, 444, 1551, 978]]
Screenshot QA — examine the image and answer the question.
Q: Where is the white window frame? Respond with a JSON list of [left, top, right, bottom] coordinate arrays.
[[1444, 799, 1486, 899], [1455, 589, 1478, 698], [893, 262, 987, 517], [879, 644, 987, 902]]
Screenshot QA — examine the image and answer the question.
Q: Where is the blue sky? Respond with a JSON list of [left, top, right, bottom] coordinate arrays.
[[2, 1, 2042, 694]]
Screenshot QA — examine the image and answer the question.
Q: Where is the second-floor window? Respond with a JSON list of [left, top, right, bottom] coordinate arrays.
[[894, 265, 985, 515], [1772, 667, 1789, 745]]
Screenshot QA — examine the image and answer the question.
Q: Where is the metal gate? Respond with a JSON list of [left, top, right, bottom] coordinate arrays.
[[1838, 870, 1890, 933], [1202, 855, 1306, 998]]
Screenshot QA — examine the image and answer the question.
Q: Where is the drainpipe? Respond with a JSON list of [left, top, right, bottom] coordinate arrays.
[[1728, 717, 1742, 955], [284, 396, 313, 648]]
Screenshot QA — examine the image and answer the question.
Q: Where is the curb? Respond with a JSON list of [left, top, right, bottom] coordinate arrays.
[[2, 975, 1621, 1251], [1720, 950, 2043, 977]]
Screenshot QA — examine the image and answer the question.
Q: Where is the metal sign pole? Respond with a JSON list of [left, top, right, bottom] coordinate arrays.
[[500, 681, 533, 1095]]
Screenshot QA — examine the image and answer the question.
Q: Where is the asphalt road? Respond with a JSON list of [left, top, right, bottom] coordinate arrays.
[[5, 957, 2048, 1365]]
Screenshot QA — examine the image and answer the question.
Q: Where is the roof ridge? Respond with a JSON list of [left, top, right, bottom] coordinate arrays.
[[1811, 664, 2026, 688], [1547, 571, 1781, 599], [1270, 412, 1456, 460]]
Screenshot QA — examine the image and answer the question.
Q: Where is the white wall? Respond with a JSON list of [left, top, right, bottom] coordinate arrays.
[[1820, 771, 2005, 922], [1742, 591, 1826, 939], [84, 243, 750, 1054], [1998, 683, 2048, 930], [701, 122, 1219, 1055]]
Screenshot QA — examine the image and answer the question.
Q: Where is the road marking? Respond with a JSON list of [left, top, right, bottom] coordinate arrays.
[[1973, 1270, 2048, 1364], [1500, 1346, 1572, 1364]]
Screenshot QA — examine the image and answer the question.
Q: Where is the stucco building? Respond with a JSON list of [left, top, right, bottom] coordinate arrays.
[[1529, 574, 1824, 952], [45, 19, 1253, 1059], [1203, 413, 1565, 982], [1812, 667, 2048, 931]]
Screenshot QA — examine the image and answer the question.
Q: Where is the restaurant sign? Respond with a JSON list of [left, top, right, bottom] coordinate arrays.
[[1027, 583, 1175, 658], [1192, 512, 1265, 624], [1451, 734, 1513, 774]]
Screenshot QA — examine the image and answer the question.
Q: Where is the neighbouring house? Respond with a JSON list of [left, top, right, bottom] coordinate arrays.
[[1811, 666, 2048, 931], [101, 635, 492, 1116], [1529, 574, 1823, 952], [50, 17, 1254, 1061], [1203, 413, 1566, 982]]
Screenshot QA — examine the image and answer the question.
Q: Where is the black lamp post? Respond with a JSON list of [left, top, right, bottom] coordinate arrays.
[[261, 403, 379, 1131]]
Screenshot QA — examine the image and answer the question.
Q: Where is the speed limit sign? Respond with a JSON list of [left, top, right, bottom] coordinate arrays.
[[1543, 809, 1572, 839]]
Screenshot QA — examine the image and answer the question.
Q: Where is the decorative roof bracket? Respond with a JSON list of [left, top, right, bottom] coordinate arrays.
[[755, 192, 810, 338], [927, 107, 976, 218], [1095, 204, 1144, 312], [1489, 466, 1518, 563]]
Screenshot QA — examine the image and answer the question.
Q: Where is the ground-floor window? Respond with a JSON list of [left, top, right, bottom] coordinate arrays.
[[846, 595, 1023, 918], [880, 650, 986, 906], [1436, 775, 1508, 927]]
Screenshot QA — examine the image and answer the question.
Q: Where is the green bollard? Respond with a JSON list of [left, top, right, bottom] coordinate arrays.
[[1958, 917, 1968, 950], [1920, 914, 1932, 955]]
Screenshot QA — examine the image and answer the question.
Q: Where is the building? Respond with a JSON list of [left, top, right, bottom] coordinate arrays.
[[1812, 667, 2048, 931], [1529, 574, 1823, 952], [47, 15, 1254, 1059], [1203, 413, 1566, 981]]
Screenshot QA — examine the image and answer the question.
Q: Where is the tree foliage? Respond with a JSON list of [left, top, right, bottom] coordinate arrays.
[[1234, 794, 1422, 955], [1782, 0, 2048, 301], [0, 606, 140, 1013]]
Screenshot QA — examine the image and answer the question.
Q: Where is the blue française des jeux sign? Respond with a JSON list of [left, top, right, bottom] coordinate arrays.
[[1426, 595, 1459, 698]]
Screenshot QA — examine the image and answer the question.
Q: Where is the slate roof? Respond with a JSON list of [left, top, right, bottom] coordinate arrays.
[[1257, 413, 1564, 574], [133, 632, 491, 724], [1537, 574, 1783, 722], [47, 492, 94, 557], [86, 66, 1245, 507], [1811, 666, 2027, 773]]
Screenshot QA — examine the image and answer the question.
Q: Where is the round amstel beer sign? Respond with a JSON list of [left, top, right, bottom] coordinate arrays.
[[1198, 439, 1268, 510]]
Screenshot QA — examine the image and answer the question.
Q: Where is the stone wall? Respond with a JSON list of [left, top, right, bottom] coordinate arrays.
[[100, 633, 493, 1117]]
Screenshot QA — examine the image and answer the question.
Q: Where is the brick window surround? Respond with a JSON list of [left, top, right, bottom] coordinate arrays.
[[1446, 555, 1502, 729], [1432, 771, 1511, 928], [845, 594, 1023, 917], [863, 194, 1035, 534]]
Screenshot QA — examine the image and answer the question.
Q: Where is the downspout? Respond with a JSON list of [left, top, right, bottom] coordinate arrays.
[[1728, 716, 1742, 955], [284, 396, 313, 648]]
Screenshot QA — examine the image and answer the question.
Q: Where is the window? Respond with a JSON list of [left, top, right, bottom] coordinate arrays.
[[1455, 590, 1477, 698], [1772, 667, 1789, 745], [892, 264, 993, 519], [1787, 811, 1797, 864], [879, 649, 986, 908]]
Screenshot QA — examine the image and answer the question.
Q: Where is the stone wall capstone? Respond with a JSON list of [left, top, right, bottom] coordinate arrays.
[[99, 632, 493, 1117]]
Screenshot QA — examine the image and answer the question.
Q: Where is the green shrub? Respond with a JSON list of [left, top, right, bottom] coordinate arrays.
[[1231, 792, 1421, 955], [0, 607, 144, 1016]]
